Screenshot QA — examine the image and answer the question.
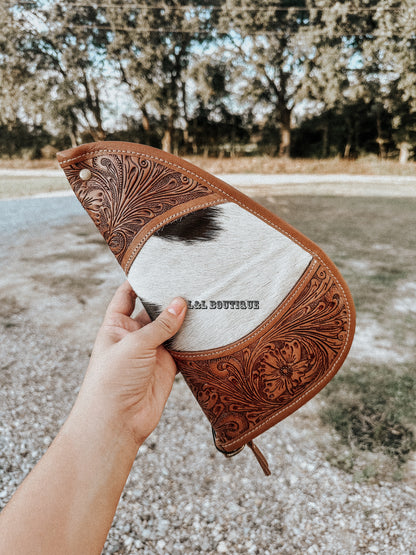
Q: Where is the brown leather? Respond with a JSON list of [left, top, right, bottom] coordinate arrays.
[[247, 441, 271, 476], [58, 145, 222, 267], [174, 259, 350, 452], [57, 141, 356, 471]]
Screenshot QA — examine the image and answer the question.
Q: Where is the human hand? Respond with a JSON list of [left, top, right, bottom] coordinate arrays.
[[0, 283, 187, 555], [74, 281, 187, 447]]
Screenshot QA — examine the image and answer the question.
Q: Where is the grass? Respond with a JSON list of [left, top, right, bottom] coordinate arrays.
[[186, 154, 416, 176], [31, 271, 105, 299], [321, 364, 416, 463], [1, 155, 415, 199], [0, 295, 25, 330], [259, 195, 416, 307], [259, 195, 416, 479], [2, 174, 415, 479], [1, 154, 416, 174]]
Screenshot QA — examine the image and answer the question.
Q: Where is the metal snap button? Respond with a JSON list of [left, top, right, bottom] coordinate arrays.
[[79, 168, 92, 181]]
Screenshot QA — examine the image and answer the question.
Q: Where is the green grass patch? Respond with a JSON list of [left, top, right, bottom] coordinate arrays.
[[257, 196, 416, 480], [368, 266, 408, 286], [321, 364, 416, 466]]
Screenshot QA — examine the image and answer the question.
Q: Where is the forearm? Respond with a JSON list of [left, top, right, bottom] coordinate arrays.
[[0, 286, 185, 554], [0, 400, 139, 555]]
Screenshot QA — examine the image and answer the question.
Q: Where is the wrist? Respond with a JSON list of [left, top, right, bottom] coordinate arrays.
[[7, 389, 142, 555], [65, 388, 142, 461]]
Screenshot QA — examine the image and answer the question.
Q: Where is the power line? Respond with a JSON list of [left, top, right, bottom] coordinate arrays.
[[7, 1, 413, 13], [25, 21, 414, 38], [18, 8, 414, 38]]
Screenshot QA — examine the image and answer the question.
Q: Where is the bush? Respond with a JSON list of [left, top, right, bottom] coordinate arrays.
[[0, 120, 52, 159]]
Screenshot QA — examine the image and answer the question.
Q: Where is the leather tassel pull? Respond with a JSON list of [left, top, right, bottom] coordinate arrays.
[[247, 441, 271, 476]]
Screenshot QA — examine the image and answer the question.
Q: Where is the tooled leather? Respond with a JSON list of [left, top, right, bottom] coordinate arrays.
[[60, 152, 215, 265], [175, 261, 350, 451], [121, 194, 225, 273], [171, 259, 319, 360], [58, 141, 355, 457]]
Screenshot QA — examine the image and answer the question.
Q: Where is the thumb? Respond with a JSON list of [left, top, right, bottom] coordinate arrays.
[[138, 297, 187, 349]]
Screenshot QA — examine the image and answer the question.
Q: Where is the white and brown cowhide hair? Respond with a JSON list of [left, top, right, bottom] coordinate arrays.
[[128, 201, 312, 351]]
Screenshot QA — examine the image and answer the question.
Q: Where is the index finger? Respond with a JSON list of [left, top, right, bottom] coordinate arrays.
[[105, 281, 137, 319]]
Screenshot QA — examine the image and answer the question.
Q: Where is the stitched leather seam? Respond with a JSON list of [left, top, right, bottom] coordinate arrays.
[[60, 148, 350, 327], [61, 149, 352, 415], [124, 198, 225, 272], [172, 259, 318, 359], [223, 308, 352, 450]]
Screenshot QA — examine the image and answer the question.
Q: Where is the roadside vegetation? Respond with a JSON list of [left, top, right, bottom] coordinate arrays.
[[2, 194, 415, 553], [2, 155, 416, 176], [1, 2, 416, 163], [2, 180, 415, 483], [260, 195, 416, 482], [1, 155, 415, 200], [321, 364, 416, 480]]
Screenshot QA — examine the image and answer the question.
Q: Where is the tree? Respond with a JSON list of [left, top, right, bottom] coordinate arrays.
[[1, 0, 415, 160], [295, 0, 381, 157], [365, 0, 416, 161], [14, 1, 113, 145], [105, 0, 217, 153], [0, 3, 39, 127], [299, 0, 416, 160], [187, 57, 241, 154], [0, 3, 54, 156], [217, 0, 314, 157]]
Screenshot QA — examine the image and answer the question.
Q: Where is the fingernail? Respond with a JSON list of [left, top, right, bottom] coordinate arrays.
[[167, 298, 184, 316]]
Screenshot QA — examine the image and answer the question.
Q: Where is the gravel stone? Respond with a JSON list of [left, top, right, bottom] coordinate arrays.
[[1, 213, 416, 554]]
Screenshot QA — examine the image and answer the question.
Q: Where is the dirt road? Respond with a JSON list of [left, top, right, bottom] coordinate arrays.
[[1, 169, 415, 199], [1, 188, 415, 554]]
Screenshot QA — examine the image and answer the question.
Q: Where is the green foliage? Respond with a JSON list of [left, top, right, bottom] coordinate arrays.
[[107, 117, 162, 149], [292, 101, 394, 158], [0, 120, 52, 159], [186, 107, 250, 156], [321, 364, 416, 464], [1, 0, 416, 158]]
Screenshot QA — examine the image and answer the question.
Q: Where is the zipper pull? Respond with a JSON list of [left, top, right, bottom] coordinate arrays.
[[247, 441, 271, 476]]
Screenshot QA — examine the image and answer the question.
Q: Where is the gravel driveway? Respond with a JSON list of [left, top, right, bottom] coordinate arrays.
[[1, 190, 415, 554]]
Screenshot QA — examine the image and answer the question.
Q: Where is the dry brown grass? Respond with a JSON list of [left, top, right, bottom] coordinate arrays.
[[186, 155, 416, 175], [0, 159, 60, 169], [1, 155, 416, 175], [0, 176, 68, 199]]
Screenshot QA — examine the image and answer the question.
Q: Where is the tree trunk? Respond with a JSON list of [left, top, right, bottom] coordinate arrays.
[[344, 117, 353, 158], [140, 108, 150, 144], [162, 115, 174, 153], [376, 108, 387, 159], [279, 107, 291, 158], [69, 111, 79, 146], [322, 121, 329, 158], [399, 142, 411, 164], [89, 126, 106, 141], [162, 129, 172, 153], [142, 115, 150, 132], [69, 131, 78, 148], [142, 108, 150, 132], [344, 143, 351, 158], [82, 73, 106, 141], [181, 80, 190, 152]]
